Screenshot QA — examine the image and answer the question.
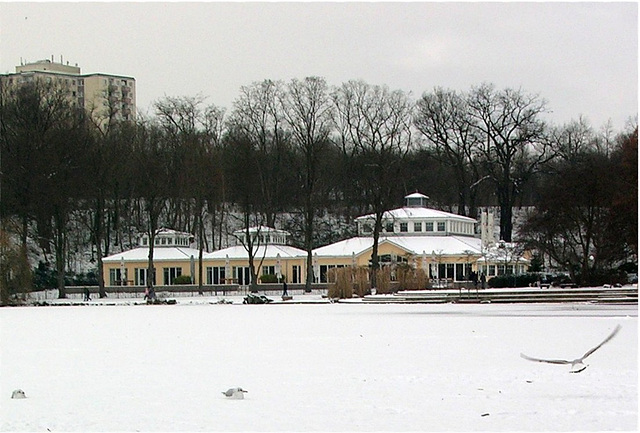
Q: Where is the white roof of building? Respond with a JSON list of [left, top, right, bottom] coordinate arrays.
[[405, 192, 429, 200], [154, 228, 192, 237], [312, 237, 377, 258], [356, 207, 476, 222], [312, 235, 482, 258], [205, 244, 307, 260], [103, 247, 202, 263]]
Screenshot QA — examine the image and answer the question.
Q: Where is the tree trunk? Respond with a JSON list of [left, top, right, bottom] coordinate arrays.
[[370, 212, 383, 291], [304, 205, 314, 292], [54, 211, 67, 299]]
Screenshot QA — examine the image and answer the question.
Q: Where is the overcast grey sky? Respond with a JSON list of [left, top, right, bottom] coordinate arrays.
[[1, 1, 637, 131]]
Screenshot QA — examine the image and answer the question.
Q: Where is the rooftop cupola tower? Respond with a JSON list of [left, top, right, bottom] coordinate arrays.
[[405, 192, 429, 208]]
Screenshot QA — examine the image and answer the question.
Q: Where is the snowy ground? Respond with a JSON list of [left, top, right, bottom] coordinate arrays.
[[1, 298, 637, 432]]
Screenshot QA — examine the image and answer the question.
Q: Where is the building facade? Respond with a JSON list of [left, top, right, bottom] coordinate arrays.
[[2, 57, 136, 125], [101, 193, 529, 290]]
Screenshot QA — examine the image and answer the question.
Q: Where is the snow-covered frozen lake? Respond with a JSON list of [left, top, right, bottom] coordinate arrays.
[[1, 299, 637, 431]]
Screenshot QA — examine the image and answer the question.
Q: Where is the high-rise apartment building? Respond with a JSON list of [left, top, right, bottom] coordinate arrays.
[[2, 56, 136, 124]]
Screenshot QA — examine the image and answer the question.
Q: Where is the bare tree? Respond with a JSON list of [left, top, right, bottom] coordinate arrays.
[[227, 80, 291, 226], [130, 119, 171, 299], [155, 95, 226, 293], [282, 77, 335, 292], [332, 80, 413, 289], [222, 134, 266, 291], [548, 116, 595, 161], [414, 87, 484, 217], [467, 83, 552, 242]]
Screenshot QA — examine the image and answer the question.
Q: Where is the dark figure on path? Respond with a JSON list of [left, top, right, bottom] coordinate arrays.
[[480, 273, 486, 289], [282, 281, 288, 296], [471, 271, 478, 290], [84, 287, 91, 301]]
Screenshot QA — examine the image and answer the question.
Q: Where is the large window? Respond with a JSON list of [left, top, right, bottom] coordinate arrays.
[[262, 265, 275, 276], [292, 265, 301, 284], [109, 268, 127, 286], [134, 268, 155, 286], [163, 267, 182, 285], [235, 267, 251, 285], [319, 264, 345, 283], [206, 267, 226, 285]]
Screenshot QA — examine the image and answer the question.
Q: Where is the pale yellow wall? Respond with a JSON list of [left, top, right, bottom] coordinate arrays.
[[104, 256, 310, 286], [103, 259, 204, 286], [205, 257, 308, 283]]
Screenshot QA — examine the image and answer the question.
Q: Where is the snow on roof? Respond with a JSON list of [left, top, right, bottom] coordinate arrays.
[[155, 228, 192, 237], [205, 244, 307, 260], [103, 246, 202, 263], [386, 235, 482, 256], [312, 237, 376, 258], [233, 226, 290, 235], [405, 192, 429, 199], [355, 207, 476, 222], [312, 235, 482, 258]]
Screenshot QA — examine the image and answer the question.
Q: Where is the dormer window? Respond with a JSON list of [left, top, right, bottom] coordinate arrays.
[[414, 222, 422, 232], [437, 222, 446, 232], [400, 223, 408, 232]]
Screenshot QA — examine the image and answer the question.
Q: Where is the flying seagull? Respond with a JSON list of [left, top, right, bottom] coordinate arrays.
[[520, 324, 621, 373], [222, 387, 248, 399]]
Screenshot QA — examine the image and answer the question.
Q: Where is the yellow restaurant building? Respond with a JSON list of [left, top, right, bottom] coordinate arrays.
[[102, 193, 528, 289]]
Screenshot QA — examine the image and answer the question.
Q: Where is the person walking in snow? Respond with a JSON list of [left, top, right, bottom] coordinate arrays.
[[282, 281, 288, 296], [84, 287, 91, 301], [471, 271, 478, 290]]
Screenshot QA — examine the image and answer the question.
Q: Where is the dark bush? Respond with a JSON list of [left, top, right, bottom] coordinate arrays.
[[259, 274, 279, 284], [32, 262, 57, 291], [488, 273, 539, 288], [172, 275, 193, 285]]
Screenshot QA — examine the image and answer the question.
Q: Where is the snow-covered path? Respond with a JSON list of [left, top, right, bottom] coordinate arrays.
[[1, 302, 636, 431]]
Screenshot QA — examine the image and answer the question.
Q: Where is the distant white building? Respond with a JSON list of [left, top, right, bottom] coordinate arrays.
[[103, 228, 199, 286], [101, 195, 530, 289], [1, 57, 136, 127], [205, 227, 307, 285], [312, 193, 483, 284]]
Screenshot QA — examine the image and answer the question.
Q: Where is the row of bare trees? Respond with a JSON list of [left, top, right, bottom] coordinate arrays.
[[1, 75, 636, 301]]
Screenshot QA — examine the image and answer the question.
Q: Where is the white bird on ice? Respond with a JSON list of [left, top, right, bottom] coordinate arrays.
[[222, 387, 248, 399], [11, 389, 26, 399], [520, 324, 621, 373]]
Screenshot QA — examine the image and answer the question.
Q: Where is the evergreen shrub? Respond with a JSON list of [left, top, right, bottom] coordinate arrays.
[[172, 275, 193, 285]]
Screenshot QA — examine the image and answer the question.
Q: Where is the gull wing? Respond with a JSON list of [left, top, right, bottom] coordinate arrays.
[[520, 353, 571, 365], [580, 324, 621, 361]]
